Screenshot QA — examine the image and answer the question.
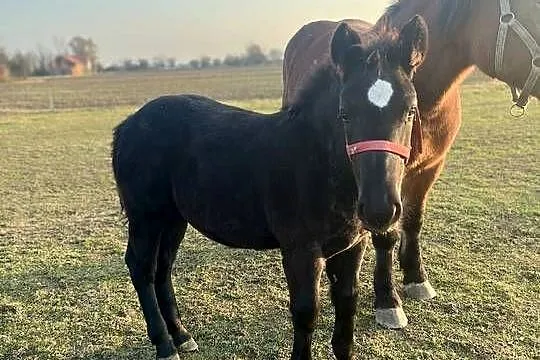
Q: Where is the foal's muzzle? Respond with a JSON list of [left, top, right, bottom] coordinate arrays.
[[358, 195, 402, 234], [348, 140, 408, 233]]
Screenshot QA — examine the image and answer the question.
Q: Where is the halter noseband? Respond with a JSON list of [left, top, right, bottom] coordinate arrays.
[[495, 0, 539, 115], [342, 106, 423, 164], [347, 140, 411, 160]]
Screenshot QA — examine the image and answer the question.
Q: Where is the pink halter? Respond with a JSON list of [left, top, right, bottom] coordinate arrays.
[[345, 107, 423, 164], [347, 140, 411, 160]]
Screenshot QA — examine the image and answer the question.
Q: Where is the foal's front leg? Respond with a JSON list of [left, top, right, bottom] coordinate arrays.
[[371, 230, 408, 329], [325, 238, 367, 360], [282, 249, 325, 360]]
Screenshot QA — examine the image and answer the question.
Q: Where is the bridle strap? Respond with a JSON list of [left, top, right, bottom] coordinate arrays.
[[495, 0, 539, 112], [347, 140, 411, 160]]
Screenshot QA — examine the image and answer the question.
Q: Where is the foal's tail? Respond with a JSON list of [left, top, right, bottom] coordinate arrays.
[[111, 115, 132, 216]]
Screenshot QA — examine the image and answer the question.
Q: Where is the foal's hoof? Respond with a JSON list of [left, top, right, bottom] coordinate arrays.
[[178, 337, 199, 352], [404, 281, 437, 300], [158, 353, 180, 360], [375, 307, 408, 329]]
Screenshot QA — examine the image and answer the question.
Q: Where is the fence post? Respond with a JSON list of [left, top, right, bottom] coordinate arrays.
[[48, 88, 55, 111]]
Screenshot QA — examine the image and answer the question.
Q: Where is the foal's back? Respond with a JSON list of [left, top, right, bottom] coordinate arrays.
[[113, 95, 281, 249]]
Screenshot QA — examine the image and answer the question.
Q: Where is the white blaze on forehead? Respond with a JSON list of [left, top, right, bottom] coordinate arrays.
[[367, 79, 393, 108]]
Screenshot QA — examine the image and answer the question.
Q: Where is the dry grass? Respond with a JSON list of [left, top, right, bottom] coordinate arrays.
[[0, 68, 538, 359]]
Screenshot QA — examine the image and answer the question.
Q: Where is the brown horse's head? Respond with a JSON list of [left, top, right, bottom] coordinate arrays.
[[469, 0, 539, 100], [331, 16, 428, 233]]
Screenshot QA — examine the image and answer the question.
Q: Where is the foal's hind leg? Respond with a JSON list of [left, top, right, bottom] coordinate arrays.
[[325, 237, 367, 360], [154, 220, 198, 353], [399, 163, 441, 300], [125, 218, 178, 360]]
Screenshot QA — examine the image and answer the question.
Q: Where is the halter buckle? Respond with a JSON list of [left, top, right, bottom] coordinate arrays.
[[510, 103, 526, 118], [499, 12, 515, 24]]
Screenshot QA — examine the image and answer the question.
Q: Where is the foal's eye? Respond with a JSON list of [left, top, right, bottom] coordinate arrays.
[[339, 110, 350, 123]]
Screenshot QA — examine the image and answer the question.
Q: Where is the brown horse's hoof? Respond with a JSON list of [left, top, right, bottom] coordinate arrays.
[[404, 281, 437, 300], [178, 337, 199, 352], [375, 307, 408, 329], [157, 353, 180, 360]]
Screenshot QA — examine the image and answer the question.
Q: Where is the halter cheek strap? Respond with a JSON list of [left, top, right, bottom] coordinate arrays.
[[495, 0, 539, 113]]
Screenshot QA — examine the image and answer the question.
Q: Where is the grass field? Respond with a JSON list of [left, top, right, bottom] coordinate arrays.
[[0, 67, 538, 360]]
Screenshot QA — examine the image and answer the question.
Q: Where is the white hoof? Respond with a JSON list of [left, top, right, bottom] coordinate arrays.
[[375, 307, 408, 329], [178, 337, 199, 352], [404, 281, 437, 300], [158, 353, 180, 360]]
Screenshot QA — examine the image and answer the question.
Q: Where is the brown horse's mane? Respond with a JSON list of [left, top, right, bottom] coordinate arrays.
[[287, 33, 401, 116], [378, 0, 473, 36]]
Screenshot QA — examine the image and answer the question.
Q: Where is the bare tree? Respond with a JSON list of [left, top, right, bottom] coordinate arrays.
[[189, 59, 200, 69], [245, 43, 267, 66], [68, 36, 98, 71], [34, 44, 53, 76], [268, 48, 283, 62], [138, 58, 149, 70], [0, 47, 8, 65], [200, 56, 211, 68], [153, 56, 166, 69], [212, 58, 222, 67], [53, 36, 68, 55], [224, 54, 242, 67], [167, 57, 176, 69], [8, 51, 37, 78]]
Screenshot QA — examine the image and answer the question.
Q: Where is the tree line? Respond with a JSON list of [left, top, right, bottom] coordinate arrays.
[[0, 37, 283, 79], [108, 44, 282, 72], [0, 36, 98, 78]]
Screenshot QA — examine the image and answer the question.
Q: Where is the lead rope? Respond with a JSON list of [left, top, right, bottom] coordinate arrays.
[[495, 0, 540, 116]]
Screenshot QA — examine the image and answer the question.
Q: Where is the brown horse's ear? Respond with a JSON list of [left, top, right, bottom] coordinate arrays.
[[399, 15, 428, 72], [331, 22, 362, 70]]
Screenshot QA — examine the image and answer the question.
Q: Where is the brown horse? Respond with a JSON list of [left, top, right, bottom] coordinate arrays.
[[283, 0, 539, 329]]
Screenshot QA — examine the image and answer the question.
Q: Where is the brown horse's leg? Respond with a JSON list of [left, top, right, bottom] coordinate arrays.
[[125, 218, 178, 360], [282, 249, 324, 360], [371, 230, 408, 329], [154, 220, 198, 353], [399, 161, 445, 300], [325, 237, 367, 360]]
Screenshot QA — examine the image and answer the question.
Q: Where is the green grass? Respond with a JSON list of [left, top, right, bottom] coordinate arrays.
[[0, 70, 538, 359]]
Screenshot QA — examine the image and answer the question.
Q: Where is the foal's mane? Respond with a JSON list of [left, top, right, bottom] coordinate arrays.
[[378, 0, 472, 36]]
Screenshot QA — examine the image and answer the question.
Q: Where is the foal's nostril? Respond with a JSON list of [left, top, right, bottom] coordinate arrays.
[[357, 200, 401, 233]]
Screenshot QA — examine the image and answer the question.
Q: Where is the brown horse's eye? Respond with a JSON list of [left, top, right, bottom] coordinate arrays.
[[406, 108, 416, 122]]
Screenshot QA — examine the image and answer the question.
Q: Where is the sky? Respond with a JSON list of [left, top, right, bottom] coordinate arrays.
[[0, 0, 389, 65]]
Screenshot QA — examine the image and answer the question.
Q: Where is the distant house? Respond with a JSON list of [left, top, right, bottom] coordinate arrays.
[[0, 64, 9, 81], [54, 55, 92, 76]]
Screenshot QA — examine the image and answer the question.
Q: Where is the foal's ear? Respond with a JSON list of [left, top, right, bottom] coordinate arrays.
[[399, 15, 429, 72], [331, 22, 362, 70]]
